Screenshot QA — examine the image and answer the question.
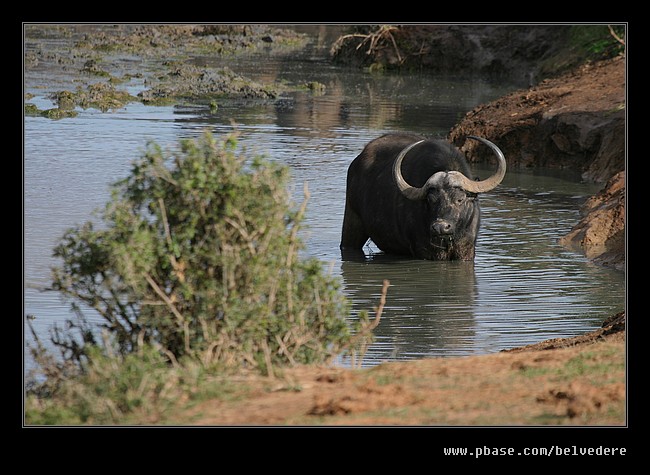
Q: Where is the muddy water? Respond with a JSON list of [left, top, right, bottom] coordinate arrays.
[[24, 28, 625, 368]]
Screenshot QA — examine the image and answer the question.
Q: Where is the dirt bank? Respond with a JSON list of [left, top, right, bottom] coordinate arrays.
[[449, 56, 625, 182], [559, 170, 625, 271]]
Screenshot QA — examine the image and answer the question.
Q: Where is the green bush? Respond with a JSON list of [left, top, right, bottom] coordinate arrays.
[[47, 130, 358, 376], [570, 25, 626, 60], [26, 344, 171, 424]]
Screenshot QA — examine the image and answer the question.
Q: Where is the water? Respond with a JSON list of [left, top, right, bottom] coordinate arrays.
[[24, 26, 625, 368]]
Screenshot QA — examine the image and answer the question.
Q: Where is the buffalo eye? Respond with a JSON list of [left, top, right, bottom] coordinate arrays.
[[452, 188, 472, 204]]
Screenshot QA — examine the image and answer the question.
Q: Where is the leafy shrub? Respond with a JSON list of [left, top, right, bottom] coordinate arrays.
[[26, 343, 172, 424], [570, 25, 626, 59], [47, 130, 358, 376]]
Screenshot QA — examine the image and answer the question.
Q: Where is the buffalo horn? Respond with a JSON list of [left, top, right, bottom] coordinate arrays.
[[451, 136, 507, 194], [393, 136, 506, 200], [393, 140, 428, 200]]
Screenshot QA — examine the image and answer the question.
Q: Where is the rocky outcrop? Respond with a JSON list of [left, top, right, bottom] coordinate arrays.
[[558, 171, 625, 271]]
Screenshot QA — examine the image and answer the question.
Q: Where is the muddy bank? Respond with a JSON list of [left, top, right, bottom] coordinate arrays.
[[558, 171, 625, 271], [449, 57, 625, 182]]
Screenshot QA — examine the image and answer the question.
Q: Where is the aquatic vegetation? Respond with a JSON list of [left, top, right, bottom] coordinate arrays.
[[138, 64, 282, 104], [50, 83, 136, 112], [24, 102, 78, 119], [301, 81, 327, 95], [25, 25, 321, 117]]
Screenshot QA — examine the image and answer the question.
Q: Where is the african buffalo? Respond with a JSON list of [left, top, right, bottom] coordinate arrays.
[[340, 133, 506, 260]]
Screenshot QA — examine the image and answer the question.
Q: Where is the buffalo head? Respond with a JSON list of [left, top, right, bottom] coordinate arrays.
[[392, 136, 506, 259]]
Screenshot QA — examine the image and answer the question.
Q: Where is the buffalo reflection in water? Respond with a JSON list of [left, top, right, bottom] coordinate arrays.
[[339, 251, 479, 364]]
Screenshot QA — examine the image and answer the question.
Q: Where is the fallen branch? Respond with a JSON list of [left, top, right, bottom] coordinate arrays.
[[372, 279, 390, 329], [331, 26, 405, 65], [608, 25, 625, 47]]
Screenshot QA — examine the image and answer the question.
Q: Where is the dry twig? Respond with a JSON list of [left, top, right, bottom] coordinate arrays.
[[335, 279, 390, 368], [332, 26, 405, 65], [608, 25, 625, 46]]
